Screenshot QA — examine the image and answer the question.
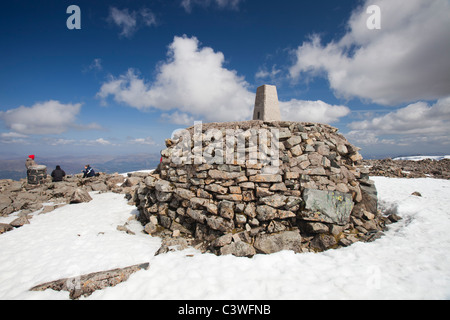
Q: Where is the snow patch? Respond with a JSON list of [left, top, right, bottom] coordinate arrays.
[[393, 155, 450, 161]]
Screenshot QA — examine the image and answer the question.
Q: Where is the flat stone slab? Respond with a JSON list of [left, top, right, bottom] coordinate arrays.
[[30, 262, 150, 299], [301, 189, 354, 225]]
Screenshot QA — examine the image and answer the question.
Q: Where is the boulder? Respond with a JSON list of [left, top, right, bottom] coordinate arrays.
[[0, 223, 13, 234], [0, 194, 12, 215], [254, 231, 302, 254], [155, 180, 175, 193], [10, 216, 30, 228], [310, 234, 338, 251], [69, 188, 93, 204], [220, 241, 256, 257], [359, 181, 378, 214]]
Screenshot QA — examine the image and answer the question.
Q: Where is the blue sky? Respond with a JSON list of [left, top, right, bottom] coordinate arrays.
[[1, 0, 449, 159]]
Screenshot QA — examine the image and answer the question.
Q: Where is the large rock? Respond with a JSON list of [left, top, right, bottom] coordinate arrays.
[[69, 188, 93, 204], [254, 231, 302, 254], [0, 194, 13, 215], [359, 180, 378, 214], [301, 189, 353, 225], [155, 180, 175, 193], [0, 223, 13, 234], [10, 216, 30, 227], [29, 262, 150, 300], [220, 241, 256, 257]]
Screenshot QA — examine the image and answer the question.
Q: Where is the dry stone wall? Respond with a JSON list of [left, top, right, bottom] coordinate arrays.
[[135, 120, 392, 256]]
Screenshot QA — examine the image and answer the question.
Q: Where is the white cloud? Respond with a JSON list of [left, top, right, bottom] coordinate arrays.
[[0, 132, 29, 144], [255, 65, 282, 83], [108, 7, 157, 38], [87, 58, 102, 72], [140, 8, 157, 27], [93, 138, 111, 146], [0, 100, 82, 135], [1, 132, 28, 139], [127, 136, 156, 146], [76, 138, 115, 147], [279, 99, 350, 124], [161, 111, 196, 126], [181, 0, 242, 13], [349, 97, 450, 135], [97, 35, 254, 123], [42, 138, 76, 146], [289, 0, 450, 105], [347, 96, 450, 147]]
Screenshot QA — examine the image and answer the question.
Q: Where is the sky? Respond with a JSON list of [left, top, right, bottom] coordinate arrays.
[[0, 0, 449, 159]]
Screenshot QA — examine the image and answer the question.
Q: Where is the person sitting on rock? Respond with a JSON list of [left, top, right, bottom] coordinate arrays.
[[51, 165, 66, 182], [82, 164, 96, 178]]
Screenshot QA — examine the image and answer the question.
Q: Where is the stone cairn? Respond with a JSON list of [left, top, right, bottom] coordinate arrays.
[[27, 165, 48, 185], [134, 86, 395, 257]]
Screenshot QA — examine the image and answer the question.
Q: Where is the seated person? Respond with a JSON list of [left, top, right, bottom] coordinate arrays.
[[82, 164, 96, 178], [51, 165, 66, 182]]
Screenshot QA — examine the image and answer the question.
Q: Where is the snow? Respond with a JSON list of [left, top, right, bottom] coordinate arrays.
[[1, 177, 450, 300], [393, 155, 450, 161], [120, 169, 155, 177]]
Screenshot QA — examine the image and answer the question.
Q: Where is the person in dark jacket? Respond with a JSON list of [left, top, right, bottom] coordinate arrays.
[[82, 164, 95, 178], [51, 165, 66, 182]]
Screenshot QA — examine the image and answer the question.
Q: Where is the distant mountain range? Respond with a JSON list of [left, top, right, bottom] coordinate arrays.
[[0, 153, 160, 181]]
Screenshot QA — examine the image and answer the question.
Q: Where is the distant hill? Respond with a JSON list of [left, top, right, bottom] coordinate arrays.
[[0, 153, 160, 181], [91, 153, 160, 174]]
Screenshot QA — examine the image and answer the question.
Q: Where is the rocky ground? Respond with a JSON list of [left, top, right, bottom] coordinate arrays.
[[361, 158, 450, 180], [0, 172, 144, 234]]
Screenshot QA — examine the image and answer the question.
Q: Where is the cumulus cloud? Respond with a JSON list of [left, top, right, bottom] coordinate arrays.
[[347, 96, 450, 149], [108, 7, 157, 38], [160, 111, 196, 126], [289, 0, 450, 105], [97, 35, 254, 123], [280, 99, 350, 124], [97, 35, 350, 125], [349, 97, 450, 136], [92, 138, 111, 146], [127, 136, 156, 146], [0, 100, 82, 135], [0, 132, 29, 144], [181, 0, 242, 13]]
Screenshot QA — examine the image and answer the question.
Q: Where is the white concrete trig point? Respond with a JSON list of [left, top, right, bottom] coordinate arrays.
[[252, 84, 281, 121]]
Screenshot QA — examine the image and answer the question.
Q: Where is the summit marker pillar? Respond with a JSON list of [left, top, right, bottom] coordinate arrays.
[[252, 85, 281, 122]]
